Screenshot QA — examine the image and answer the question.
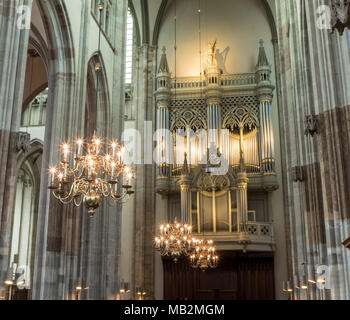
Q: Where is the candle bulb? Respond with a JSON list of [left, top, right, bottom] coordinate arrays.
[[117, 151, 122, 163], [63, 144, 69, 162], [77, 139, 83, 157], [111, 142, 117, 158], [111, 161, 116, 177], [95, 138, 101, 154], [127, 173, 132, 185], [50, 167, 56, 185], [64, 163, 68, 179], [88, 160, 94, 177]]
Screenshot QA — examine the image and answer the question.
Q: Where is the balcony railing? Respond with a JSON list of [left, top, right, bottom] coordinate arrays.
[[192, 221, 274, 251], [170, 73, 257, 90]]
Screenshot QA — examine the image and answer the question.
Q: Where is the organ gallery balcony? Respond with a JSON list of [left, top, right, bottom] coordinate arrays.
[[192, 220, 275, 253]]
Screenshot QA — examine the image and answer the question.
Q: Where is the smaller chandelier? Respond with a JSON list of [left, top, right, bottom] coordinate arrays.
[[190, 239, 219, 272], [154, 220, 195, 262], [48, 133, 134, 216]]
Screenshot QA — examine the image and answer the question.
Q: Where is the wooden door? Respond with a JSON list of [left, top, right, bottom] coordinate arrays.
[[163, 251, 275, 300]]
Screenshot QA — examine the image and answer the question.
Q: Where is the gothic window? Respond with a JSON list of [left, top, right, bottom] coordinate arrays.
[[21, 88, 48, 127], [125, 8, 134, 84]]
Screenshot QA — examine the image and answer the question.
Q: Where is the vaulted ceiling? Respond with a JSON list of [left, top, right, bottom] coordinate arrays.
[[129, 0, 277, 46]]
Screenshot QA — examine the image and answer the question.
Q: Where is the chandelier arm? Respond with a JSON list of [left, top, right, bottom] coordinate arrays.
[[73, 195, 83, 207]]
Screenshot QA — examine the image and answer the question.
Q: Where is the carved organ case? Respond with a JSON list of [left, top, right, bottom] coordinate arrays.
[[155, 41, 277, 251]]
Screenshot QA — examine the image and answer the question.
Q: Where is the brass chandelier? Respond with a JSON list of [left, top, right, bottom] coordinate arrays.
[[190, 239, 219, 272], [49, 134, 134, 216], [154, 220, 195, 262], [48, 2, 134, 216]]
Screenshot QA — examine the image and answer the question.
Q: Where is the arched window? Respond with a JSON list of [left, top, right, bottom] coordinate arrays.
[[21, 88, 48, 127], [125, 8, 134, 84]]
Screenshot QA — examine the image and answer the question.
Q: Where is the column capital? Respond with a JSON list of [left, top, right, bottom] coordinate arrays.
[[256, 86, 274, 103], [157, 104, 168, 109]]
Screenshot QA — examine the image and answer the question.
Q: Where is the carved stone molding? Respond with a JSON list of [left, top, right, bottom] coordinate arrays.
[[291, 166, 304, 182], [330, 0, 350, 35], [304, 115, 319, 137], [16, 132, 31, 153]]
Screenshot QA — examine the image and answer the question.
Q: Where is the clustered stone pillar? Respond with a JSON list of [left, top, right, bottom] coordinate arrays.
[[275, 0, 350, 299], [0, 0, 32, 290], [256, 40, 275, 173]]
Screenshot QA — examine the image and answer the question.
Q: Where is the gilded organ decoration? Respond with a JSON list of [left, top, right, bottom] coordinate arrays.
[[207, 40, 218, 67], [222, 104, 259, 131], [170, 107, 207, 131], [197, 173, 230, 192]]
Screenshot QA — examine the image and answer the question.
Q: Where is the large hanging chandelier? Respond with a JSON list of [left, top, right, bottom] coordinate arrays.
[[154, 220, 195, 262], [190, 239, 219, 272], [48, 134, 134, 216], [48, 3, 134, 216]]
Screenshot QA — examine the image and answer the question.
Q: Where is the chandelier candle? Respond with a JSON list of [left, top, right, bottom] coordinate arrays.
[[48, 133, 134, 216]]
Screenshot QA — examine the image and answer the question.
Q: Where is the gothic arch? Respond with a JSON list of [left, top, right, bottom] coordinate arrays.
[[16, 140, 44, 172], [141, 0, 150, 44], [128, 0, 141, 47], [22, 83, 48, 113], [152, 0, 277, 46], [86, 53, 110, 137]]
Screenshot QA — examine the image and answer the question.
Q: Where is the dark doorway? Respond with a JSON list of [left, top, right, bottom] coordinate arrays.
[[163, 251, 275, 300]]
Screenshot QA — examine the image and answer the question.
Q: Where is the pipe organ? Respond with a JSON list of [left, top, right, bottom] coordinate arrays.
[[155, 41, 278, 250]]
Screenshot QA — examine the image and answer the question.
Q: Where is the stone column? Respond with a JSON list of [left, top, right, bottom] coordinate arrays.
[[0, 0, 32, 289], [18, 177, 32, 267], [132, 44, 156, 299]]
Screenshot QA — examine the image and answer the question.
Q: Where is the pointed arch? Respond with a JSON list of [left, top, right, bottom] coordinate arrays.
[[128, 0, 141, 47], [86, 53, 110, 137], [141, 0, 150, 44], [152, 0, 277, 46]]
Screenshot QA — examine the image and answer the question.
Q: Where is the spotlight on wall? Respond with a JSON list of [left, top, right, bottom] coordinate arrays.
[[119, 282, 131, 300], [282, 280, 294, 300], [300, 275, 308, 290], [136, 287, 147, 300]]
